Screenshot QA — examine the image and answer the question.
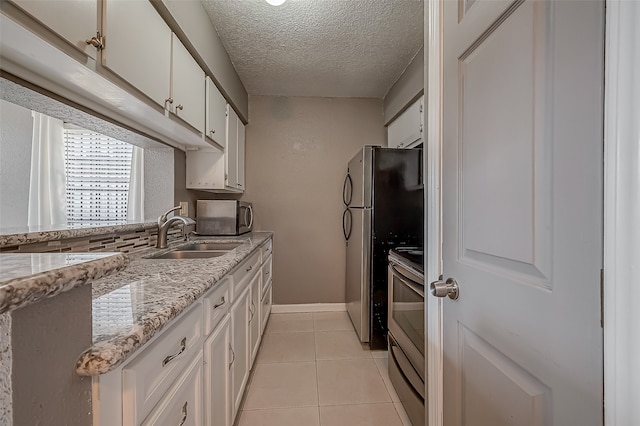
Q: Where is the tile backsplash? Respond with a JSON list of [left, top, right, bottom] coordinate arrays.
[[0, 227, 183, 255]]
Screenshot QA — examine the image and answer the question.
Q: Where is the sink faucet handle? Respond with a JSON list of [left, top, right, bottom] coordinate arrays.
[[159, 206, 182, 224]]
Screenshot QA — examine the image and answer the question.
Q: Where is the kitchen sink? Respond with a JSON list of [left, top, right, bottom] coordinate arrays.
[[179, 242, 242, 251], [148, 251, 228, 260], [145, 241, 243, 260]]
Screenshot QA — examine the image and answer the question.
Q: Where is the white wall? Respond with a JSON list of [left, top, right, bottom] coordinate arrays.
[[0, 100, 32, 228], [383, 46, 424, 125]]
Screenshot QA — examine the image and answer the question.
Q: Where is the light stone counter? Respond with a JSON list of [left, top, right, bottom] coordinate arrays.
[[75, 231, 272, 376], [0, 252, 129, 315]]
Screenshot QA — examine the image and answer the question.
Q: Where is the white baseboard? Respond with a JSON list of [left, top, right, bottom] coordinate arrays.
[[271, 303, 347, 314]]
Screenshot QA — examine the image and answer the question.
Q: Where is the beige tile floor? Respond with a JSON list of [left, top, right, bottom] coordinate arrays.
[[235, 312, 412, 426]]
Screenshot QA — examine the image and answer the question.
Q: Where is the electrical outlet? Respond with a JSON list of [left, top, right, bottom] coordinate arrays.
[[179, 202, 189, 217]]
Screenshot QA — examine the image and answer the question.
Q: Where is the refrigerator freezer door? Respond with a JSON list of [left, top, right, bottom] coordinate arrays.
[[345, 206, 372, 342], [347, 146, 373, 208]]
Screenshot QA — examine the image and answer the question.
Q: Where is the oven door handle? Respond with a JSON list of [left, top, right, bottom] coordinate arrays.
[[391, 264, 424, 298]]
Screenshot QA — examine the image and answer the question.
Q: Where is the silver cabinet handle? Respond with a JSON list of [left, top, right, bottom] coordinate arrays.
[[228, 343, 235, 370], [176, 104, 184, 111], [213, 296, 226, 309], [430, 278, 459, 300], [210, 129, 216, 135], [246, 265, 253, 272], [162, 337, 187, 367], [178, 401, 188, 426], [265, 270, 270, 276]]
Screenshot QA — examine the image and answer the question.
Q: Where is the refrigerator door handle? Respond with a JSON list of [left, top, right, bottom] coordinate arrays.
[[342, 208, 352, 241], [343, 174, 353, 206]]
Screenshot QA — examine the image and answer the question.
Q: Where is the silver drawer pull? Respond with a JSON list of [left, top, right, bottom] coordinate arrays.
[[246, 265, 253, 272], [228, 343, 235, 370], [162, 337, 187, 367], [179, 401, 188, 426], [213, 296, 226, 309], [265, 271, 270, 276]]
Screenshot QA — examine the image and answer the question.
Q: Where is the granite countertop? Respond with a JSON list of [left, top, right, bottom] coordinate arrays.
[[0, 252, 129, 315], [75, 231, 272, 377]]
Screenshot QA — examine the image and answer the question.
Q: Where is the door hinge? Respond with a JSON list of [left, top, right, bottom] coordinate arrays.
[[600, 268, 604, 328]]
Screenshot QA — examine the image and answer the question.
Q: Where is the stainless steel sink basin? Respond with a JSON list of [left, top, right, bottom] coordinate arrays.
[[149, 251, 227, 260], [179, 242, 242, 251], [146, 241, 243, 259]]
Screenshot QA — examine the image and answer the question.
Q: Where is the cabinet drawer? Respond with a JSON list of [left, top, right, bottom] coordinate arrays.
[[123, 303, 203, 425], [231, 250, 261, 296], [261, 254, 272, 296], [203, 278, 231, 335], [261, 239, 273, 260], [260, 284, 272, 336], [141, 352, 203, 426]]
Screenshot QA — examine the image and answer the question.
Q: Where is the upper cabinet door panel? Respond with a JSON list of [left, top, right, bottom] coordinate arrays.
[[225, 105, 239, 189], [102, 0, 171, 108], [171, 34, 205, 132], [206, 76, 228, 147], [9, 0, 98, 59], [237, 120, 245, 191], [388, 95, 423, 148]]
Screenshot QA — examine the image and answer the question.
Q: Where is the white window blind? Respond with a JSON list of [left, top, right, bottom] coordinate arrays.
[[63, 128, 133, 225]]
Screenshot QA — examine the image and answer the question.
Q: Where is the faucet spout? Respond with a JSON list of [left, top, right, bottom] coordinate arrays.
[[156, 207, 196, 249]]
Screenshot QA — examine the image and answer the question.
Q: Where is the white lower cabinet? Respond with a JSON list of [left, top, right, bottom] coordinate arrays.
[[94, 238, 273, 426], [248, 272, 262, 366], [142, 353, 203, 426], [230, 285, 251, 419], [203, 315, 231, 426], [260, 283, 273, 336]]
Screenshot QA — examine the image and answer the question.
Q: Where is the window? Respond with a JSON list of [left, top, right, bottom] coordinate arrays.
[[63, 128, 133, 225]]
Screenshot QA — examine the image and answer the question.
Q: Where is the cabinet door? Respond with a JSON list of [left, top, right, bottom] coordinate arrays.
[[387, 96, 423, 148], [230, 285, 250, 419], [171, 34, 205, 132], [206, 77, 227, 147], [225, 105, 239, 189], [204, 315, 231, 426], [102, 0, 171, 107], [141, 353, 203, 426], [248, 272, 261, 365], [9, 0, 98, 58], [236, 120, 245, 191], [260, 283, 272, 336]]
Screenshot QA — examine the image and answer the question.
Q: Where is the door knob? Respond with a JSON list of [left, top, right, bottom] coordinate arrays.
[[430, 278, 459, 300]]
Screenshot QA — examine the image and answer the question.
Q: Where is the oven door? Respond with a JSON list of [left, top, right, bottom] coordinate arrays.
[[387, 259, 425, 380]]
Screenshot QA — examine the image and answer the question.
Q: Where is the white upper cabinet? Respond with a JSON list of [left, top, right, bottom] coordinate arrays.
[[102, 0, 171, 108], [387, 95, 424, 149], [237, 120, 246, 191], [225, 105, 239, 189], [206, 76, 227, 147], [8, 0, 98, 59], [171, 34, 205, 132]]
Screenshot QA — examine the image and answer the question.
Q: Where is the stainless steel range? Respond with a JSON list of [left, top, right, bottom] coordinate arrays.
[[387, 247, 425, 426]]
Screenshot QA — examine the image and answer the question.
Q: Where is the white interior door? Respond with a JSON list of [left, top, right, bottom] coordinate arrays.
[[438, 1, 604, 424]]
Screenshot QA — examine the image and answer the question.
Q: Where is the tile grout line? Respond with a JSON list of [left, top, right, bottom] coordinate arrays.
[[313, 313, 322, 425]]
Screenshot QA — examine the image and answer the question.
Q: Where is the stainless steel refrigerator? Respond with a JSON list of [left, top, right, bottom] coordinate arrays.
[[343, 146, 423, 349]]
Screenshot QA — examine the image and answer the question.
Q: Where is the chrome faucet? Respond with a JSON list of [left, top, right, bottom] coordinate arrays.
[[156, 206, 196, 249]]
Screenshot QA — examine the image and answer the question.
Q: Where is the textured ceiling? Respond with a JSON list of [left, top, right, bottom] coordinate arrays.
[[201, 0, 424, 98]]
